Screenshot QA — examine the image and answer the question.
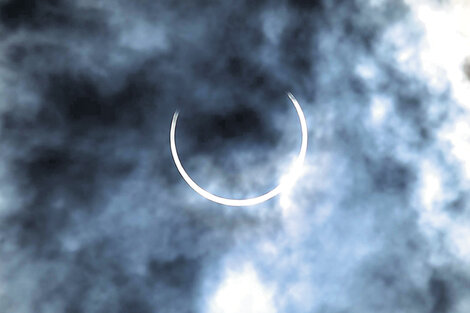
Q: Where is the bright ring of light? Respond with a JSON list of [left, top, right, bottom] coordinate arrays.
[[170, 93, 308, 207]]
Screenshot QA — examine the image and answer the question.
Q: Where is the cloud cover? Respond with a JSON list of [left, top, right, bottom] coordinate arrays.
[[1, 0, 470, 312]]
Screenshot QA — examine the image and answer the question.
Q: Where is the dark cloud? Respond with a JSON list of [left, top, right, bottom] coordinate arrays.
[[464, 57, 470, 81], [0, 0, 105, 32], [0, 0, 468, 312], [429, 275, 452, 313]]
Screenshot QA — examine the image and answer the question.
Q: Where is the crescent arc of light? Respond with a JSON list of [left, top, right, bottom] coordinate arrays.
[[170, 93, 308, 207]]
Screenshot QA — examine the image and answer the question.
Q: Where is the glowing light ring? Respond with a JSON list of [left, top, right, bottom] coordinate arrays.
[[170, 93, 307, 206]]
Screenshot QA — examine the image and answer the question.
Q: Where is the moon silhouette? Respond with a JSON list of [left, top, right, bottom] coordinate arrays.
[[170, 93, 308, 206]]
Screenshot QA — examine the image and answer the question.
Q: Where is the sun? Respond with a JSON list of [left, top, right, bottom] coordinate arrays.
[[169, 93, 308, 207]]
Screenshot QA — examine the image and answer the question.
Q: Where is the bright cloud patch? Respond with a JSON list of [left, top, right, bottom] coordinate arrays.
[[207, 263, 276, 313]]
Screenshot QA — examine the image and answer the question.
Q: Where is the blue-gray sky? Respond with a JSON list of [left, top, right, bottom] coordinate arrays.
[[1, 0, 470, 312]]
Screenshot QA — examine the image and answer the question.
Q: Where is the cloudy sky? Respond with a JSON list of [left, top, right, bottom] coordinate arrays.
[[1, 0, 470, 312]]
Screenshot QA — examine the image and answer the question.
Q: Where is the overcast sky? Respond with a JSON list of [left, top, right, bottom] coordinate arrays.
[[1, 0, 470, 312]]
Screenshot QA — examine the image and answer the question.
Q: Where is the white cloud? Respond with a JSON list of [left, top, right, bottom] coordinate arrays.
[[207, 263, 276, 313]]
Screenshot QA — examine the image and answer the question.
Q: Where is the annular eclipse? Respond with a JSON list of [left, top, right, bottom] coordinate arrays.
[[170, 93, 307, 206]]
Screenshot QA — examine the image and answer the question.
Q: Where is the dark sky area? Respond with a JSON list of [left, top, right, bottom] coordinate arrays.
[[1, 0, 470, 312]]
